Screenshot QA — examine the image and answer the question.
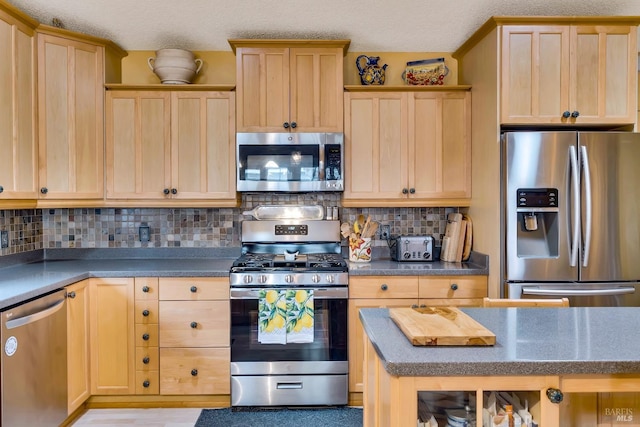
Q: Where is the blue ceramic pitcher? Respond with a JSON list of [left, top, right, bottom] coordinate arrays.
[[356, 55, 387, 85]]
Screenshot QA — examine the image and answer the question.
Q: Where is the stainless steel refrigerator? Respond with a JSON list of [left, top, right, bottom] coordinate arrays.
[[502, 131, 640, 307]]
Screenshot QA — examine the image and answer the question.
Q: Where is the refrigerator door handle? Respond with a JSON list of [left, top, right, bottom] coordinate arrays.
[[569, 145, 580, 267], [580, 145, 592, 267], [522, 287, 635, 296]]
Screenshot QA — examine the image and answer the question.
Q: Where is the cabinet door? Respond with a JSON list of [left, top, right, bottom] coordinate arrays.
[[343, 92, 408, 202], [171, 91, 236, 200], [106, 90, 171, 199], [501, 25, 571, 124], [570, 25, 637, 124], [235, 47, 289, 132], [89, 277, 135, 395], [0, 12, 37, 200], [290, 47, 343, 132], [409, 92, 471, 201], [66, 280, 90, 414], [348, 298, 417, 394], [38, 33, 104, 199]]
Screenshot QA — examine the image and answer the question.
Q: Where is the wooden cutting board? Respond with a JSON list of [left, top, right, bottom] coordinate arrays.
[[389, 307, 495, 346]]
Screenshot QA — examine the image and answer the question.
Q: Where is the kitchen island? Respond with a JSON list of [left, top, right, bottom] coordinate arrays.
[[360, 307, 640, 426]]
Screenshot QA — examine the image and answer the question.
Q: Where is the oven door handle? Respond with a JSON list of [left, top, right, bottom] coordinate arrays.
[[230, 288, 348, 299]]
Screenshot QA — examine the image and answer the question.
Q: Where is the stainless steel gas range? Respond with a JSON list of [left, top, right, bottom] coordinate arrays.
[[229, 219, 349, 407]]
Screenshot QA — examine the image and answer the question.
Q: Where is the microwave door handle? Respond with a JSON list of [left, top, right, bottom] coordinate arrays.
[[522, 287, 635, 296], [580, 145, 592, 267], [569, 145, 580, 268]]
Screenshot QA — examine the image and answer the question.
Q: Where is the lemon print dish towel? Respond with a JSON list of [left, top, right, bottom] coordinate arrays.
[[258, 289, 314, 344]]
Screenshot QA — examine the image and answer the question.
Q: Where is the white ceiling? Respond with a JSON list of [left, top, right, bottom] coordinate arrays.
[[6, 0, 640, 53]]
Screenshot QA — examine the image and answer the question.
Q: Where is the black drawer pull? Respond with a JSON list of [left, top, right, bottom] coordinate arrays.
[[67, 291, 76, 299], [142, 309, 150, 317], [143, 356, 150, 364], [142, 286, 150, 293], [380, 284, 388, 291], [143, 380, 150, 388], [450, 284, 458, 291], [142, 333, 150, 341], [190, 321, 198, 329], [191, 369, 198, 377], [190, 286, 197, 293]]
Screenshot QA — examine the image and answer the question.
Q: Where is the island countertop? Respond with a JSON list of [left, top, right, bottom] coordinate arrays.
[[359, 307, 640, 377]]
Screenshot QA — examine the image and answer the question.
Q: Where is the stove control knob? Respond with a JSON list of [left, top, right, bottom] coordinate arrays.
[[326, 275, 335, 284], [285, 275, 294, 283], [243, 275, 253, 284], [312, 274, 321, 283], [257, 275, 268, 284]]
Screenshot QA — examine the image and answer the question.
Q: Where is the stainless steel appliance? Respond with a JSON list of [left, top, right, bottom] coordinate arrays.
[[1, 289, 67, 426], [390, 235, 434, 262], [236, 132, 344, 192], [230, 219, 349, 406], [502, 131, 640, 306]]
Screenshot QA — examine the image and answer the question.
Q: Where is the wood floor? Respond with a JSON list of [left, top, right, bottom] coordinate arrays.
[[70, 408, 202, 426]]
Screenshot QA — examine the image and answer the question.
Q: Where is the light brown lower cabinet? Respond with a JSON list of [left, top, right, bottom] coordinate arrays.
[[158, 277, 230, 395], [348, 275, 487, 405], [66, 280, 90, 414]]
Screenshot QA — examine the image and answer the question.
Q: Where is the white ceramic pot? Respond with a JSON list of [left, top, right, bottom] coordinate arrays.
[[148, 48, 203, 84]]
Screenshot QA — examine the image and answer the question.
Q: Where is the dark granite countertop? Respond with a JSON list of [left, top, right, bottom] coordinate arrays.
[[359, 307, 640, 377], [0, 248, 488, 310]]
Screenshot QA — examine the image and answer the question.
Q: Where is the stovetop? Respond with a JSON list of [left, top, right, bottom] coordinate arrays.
[[231, 252, 348, 272]]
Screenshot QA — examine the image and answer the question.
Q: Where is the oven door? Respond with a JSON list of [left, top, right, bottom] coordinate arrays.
[[230, 286, 348, 376]]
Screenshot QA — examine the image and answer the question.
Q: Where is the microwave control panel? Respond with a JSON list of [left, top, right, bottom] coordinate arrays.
[[325, 144, 342, 180]]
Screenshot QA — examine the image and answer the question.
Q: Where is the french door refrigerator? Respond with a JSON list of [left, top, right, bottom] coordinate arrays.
[[502, 131, 640, 307]]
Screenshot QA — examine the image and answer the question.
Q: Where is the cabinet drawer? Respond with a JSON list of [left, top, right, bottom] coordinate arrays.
[[135, 370, 159, 394], [349, 276, 419, 299], [135, 277, 159, 300], [136, 347, 159, 371], [418, 276, 487, 299], [159, 348, 230, 395], [159, 277, 229, 301], [159, 300, 229, 347], [135, 324, 159, 347], [135, 300, 159, 323]]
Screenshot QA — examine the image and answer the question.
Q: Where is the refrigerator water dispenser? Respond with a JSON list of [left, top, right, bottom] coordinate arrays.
[[516, 188, 559, 258]]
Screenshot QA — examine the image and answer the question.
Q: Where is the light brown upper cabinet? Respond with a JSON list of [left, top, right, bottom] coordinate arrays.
[[37, 26, 126, 205], [343, 88, 471, 207], [0, 4, 37, 203], [105, 87, 237, 206], [229, 39, 350, 132], [499, 21, 638, 125]]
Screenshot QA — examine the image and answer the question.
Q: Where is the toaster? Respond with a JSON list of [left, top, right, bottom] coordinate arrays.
[[390, 235, 434, 262]]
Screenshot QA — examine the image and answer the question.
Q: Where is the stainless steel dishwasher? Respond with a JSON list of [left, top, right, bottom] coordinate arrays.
[[1, 289, 67, 426]]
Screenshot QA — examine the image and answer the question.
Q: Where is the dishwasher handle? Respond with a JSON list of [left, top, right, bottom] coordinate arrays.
[[5, 298, 66, 330], [522, 287, 636, 297]]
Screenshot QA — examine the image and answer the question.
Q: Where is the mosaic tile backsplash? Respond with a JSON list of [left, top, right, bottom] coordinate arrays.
[[0, 194, 458, 256]]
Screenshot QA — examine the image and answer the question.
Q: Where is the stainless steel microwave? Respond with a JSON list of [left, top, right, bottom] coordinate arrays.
[[236, 133, 344, 192]]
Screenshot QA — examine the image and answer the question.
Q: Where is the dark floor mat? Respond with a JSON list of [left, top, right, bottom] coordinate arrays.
[[195, 406, 363, 427]]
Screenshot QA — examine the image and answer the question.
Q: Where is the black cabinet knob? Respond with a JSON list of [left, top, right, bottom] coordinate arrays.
[[283, 122, 290, 129], [290, 122, 297, 129], [380, 284, 388, 291], [571, 110, 580, 118], [143, 380, 150, 388], [191, 369, 198, 376], [142, 286, 150, 293], [40, 187, 48, 194], [67, 291, 76, 299], [163, 188, 170, 195], [142, 309, 150, 317], [402, 188, 409, 194], [0, 186, 3, 193], [411, 304, 418, 308], [171, 188, 177, 194], [190, 321, 198, 329], [143, 356, 150, 364], [142, 333, 150, 341], [190, 286, 197, 293], [562, 111, 571, 118], [546, 388, 564, 404], [450, 283, 458, 291], [409, 188, 415, 194]]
